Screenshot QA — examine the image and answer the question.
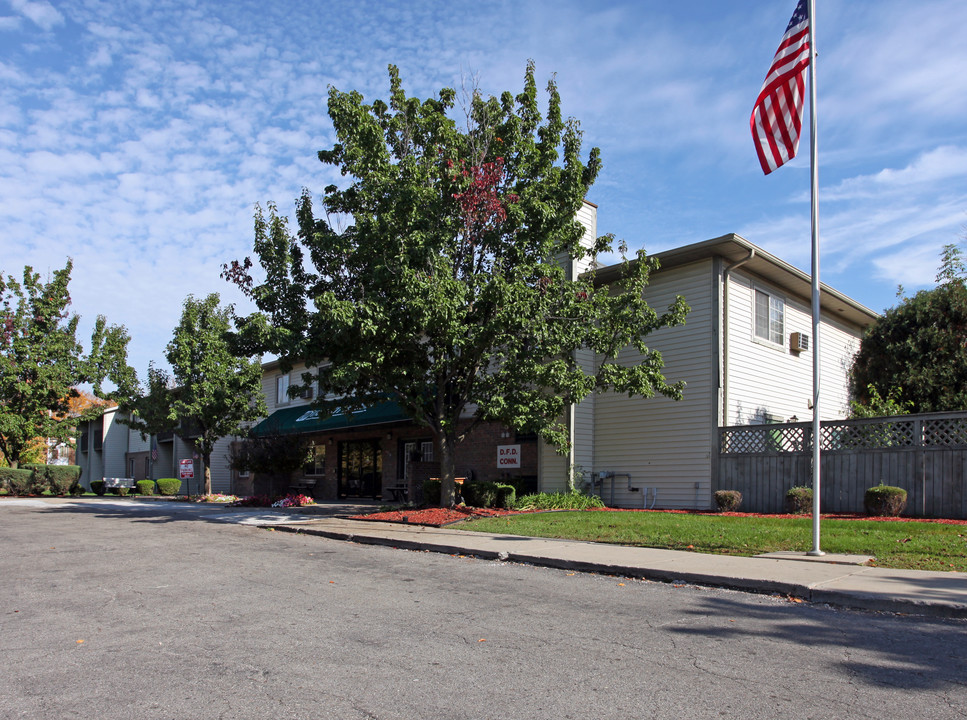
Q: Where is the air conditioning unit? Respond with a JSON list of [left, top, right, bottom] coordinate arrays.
[[300, 386, 314, 400], [790, 332, 809, 353]]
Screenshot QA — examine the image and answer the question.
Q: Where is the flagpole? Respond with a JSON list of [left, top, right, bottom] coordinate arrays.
[[807, 0, 824, 556]]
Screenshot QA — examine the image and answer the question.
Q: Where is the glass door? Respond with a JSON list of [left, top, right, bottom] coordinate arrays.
[[339, 440, 382, 498]]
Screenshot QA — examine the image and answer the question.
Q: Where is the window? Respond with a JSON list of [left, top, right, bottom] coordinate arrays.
[[276, 374, 290, 405], [420, 441, 434, 462], [306, 444, 326, 476], [754, 289, 784, 345]]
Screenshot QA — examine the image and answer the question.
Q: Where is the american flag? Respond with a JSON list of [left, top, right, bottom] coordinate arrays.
[[751, 0, 811, 174]]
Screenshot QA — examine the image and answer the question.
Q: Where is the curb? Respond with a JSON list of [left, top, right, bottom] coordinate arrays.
[[265, 524, 967, 619]]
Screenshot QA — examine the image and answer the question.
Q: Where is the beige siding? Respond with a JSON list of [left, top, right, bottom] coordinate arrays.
[[101, 409, 129, 478], [724, 271, 863, 425], [594, 260, 716, 509], [540, 440, 569, 492]]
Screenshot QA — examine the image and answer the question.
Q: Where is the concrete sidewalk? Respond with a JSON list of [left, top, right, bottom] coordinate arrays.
[[271, 516, 967, 618]]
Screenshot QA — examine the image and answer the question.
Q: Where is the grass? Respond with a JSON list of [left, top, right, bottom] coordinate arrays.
[[459, 510, 967, 572]]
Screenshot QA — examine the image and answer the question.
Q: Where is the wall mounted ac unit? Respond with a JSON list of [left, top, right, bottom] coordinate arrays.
[[790, 332, 809, 353]]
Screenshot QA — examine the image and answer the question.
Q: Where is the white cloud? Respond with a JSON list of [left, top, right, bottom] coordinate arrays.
[[9, 0, 62, 30]]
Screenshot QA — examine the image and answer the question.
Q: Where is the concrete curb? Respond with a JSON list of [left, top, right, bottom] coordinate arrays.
[[267, 521, 967, 619]]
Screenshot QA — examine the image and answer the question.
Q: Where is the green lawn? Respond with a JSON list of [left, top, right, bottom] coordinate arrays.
[[458, 511, 967, 572]]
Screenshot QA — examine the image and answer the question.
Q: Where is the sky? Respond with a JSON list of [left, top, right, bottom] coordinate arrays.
[[2, 0, 966, 379]]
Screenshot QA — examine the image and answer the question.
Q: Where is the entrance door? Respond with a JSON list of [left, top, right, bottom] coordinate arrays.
[[339, 440, 382, 498]]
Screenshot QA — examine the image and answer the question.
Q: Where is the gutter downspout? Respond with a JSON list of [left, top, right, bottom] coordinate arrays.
[[722, 248, 756, 426]]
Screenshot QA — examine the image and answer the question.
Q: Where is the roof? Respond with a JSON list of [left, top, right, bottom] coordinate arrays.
[[590, 234, 880, 328], [251, 400, 410, 436]]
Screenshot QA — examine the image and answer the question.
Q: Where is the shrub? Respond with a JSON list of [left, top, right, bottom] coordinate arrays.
[[495, 483, 516, 509], [69, 479, 84, 496], [785, 486, 813, 514], [0, 468, 36, 495], [116, 486, 129, 496], [464, 481, 499, 508], [514, 490, 606, 511], [156, 478, 182, 496], [421, 478, 441, 506], [714, 490, 743, 512], [22, 464, 50, 494], [865, 484, 907, 517], [47, 466, 81, 496], [90, 480, 106, 496], [137, 480, 156, 496]]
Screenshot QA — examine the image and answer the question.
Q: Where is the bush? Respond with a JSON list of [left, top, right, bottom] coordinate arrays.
[[463, 481, 499, 508], [22, 464, 51, 494], [0, 468, 37, 495], [137, 480, 156, 496], [865, 484, 907, 517], [69, 479, 84, 496], [495, 483, 516, 509], [90, 480, 106, 496], [116, 486, 129, 496], [514, 490, 606, 511], [714, 490, 743, 512], [156, 478, 182, 496], [785, 486, 813, 514], [421, 478, 441, 506], [47, 466, 82, 496]]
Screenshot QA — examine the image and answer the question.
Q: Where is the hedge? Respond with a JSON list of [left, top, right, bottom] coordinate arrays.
[[136, 480, 156, 496], [156, 478, 182, 496], [785, 486, 812, 514], [865, 484, 907, 517], [0, 467, 36, 495], [714, 490, 743, 512]]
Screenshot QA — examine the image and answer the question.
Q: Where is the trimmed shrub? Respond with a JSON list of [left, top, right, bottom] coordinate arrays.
[[22, 464, 50, 495], [714, 490, 743, 512], [495, 483, 516, 509], [421, 478, 441, 506], [0, 467, 36, 495], [464, 481, 499, 508], [90, 480, 106, 496], [116, 486, 129, 496], [47, 466, 81, 496], [156, 478, 182, 496], [785, 486, 813, 514], [137, 480, 156, 496], [69, 479, 84, 496], [864, 484, 907, 517]]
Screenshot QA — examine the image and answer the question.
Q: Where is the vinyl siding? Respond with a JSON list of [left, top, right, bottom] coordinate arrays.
[[724, 271, 863, 425], [594, 260, 716, 509], [101, 409, 129, 478]]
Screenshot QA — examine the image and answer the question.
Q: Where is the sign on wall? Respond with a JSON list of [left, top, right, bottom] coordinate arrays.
[[179, 458, 195, 480], [497, 444, 521, 468]]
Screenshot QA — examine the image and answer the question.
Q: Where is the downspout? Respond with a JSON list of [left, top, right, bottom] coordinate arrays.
[[722, 248, 755, 426]]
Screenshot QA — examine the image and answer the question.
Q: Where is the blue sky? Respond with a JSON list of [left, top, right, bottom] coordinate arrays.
[[2, 0, 966, 378]]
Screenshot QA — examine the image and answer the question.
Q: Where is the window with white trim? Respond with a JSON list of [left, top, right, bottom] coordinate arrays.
[[276, 374, 290, 405], [420, 441, 434, 462], [754, 289, 784, 345]]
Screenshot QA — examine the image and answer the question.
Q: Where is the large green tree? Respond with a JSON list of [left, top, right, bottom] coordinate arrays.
[[226, 63, 687, 506], [851, 243, 967, 413], [0, 260, 134, 467], [147, 293, 266, 495]]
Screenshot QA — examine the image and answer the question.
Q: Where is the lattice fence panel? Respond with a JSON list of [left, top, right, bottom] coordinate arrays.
[[721, 425, 805, 454], [923, 417, 967, 447], [820, 421, 915, 451]]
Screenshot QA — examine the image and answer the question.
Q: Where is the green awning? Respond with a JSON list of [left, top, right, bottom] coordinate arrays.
[[251, 401, 411, 437]]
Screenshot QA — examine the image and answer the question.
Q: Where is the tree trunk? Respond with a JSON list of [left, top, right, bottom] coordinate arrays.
[[438, 434, 457, 508], [202, 452, 212, 496]]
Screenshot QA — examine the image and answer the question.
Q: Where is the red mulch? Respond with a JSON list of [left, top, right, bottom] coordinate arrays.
[[350, 506, 525, 527], [351, 505, 967, 528]]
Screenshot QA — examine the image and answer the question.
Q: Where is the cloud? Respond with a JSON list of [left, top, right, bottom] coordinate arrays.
[[821, 147, 967, 201], [9, 0, 62, 30]]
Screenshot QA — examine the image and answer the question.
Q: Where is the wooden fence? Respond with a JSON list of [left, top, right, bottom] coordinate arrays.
[[717, 412, 967, 519]]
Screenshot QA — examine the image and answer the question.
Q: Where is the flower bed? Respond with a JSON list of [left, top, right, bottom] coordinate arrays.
[[351, 506, 523, 527]]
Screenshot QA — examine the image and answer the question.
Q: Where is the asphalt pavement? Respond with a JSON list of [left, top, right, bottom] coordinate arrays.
[[4, 497, 966, 617]]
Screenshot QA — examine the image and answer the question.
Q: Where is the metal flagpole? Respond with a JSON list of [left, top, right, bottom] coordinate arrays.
[[807, 0, 824, 556]]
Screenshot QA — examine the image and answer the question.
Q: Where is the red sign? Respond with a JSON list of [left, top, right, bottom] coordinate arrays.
[[497, 444, 521, 468], [179, 459, 194, 480]]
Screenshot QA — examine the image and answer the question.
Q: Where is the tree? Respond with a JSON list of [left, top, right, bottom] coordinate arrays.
[[154, 293, 266, 495], [225, 63, 687, 506], [0, 260, 133, 468], [851, 243, 967, 413]]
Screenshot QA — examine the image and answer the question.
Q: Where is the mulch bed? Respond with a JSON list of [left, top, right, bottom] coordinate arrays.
[[351, 505, 967, 528]]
